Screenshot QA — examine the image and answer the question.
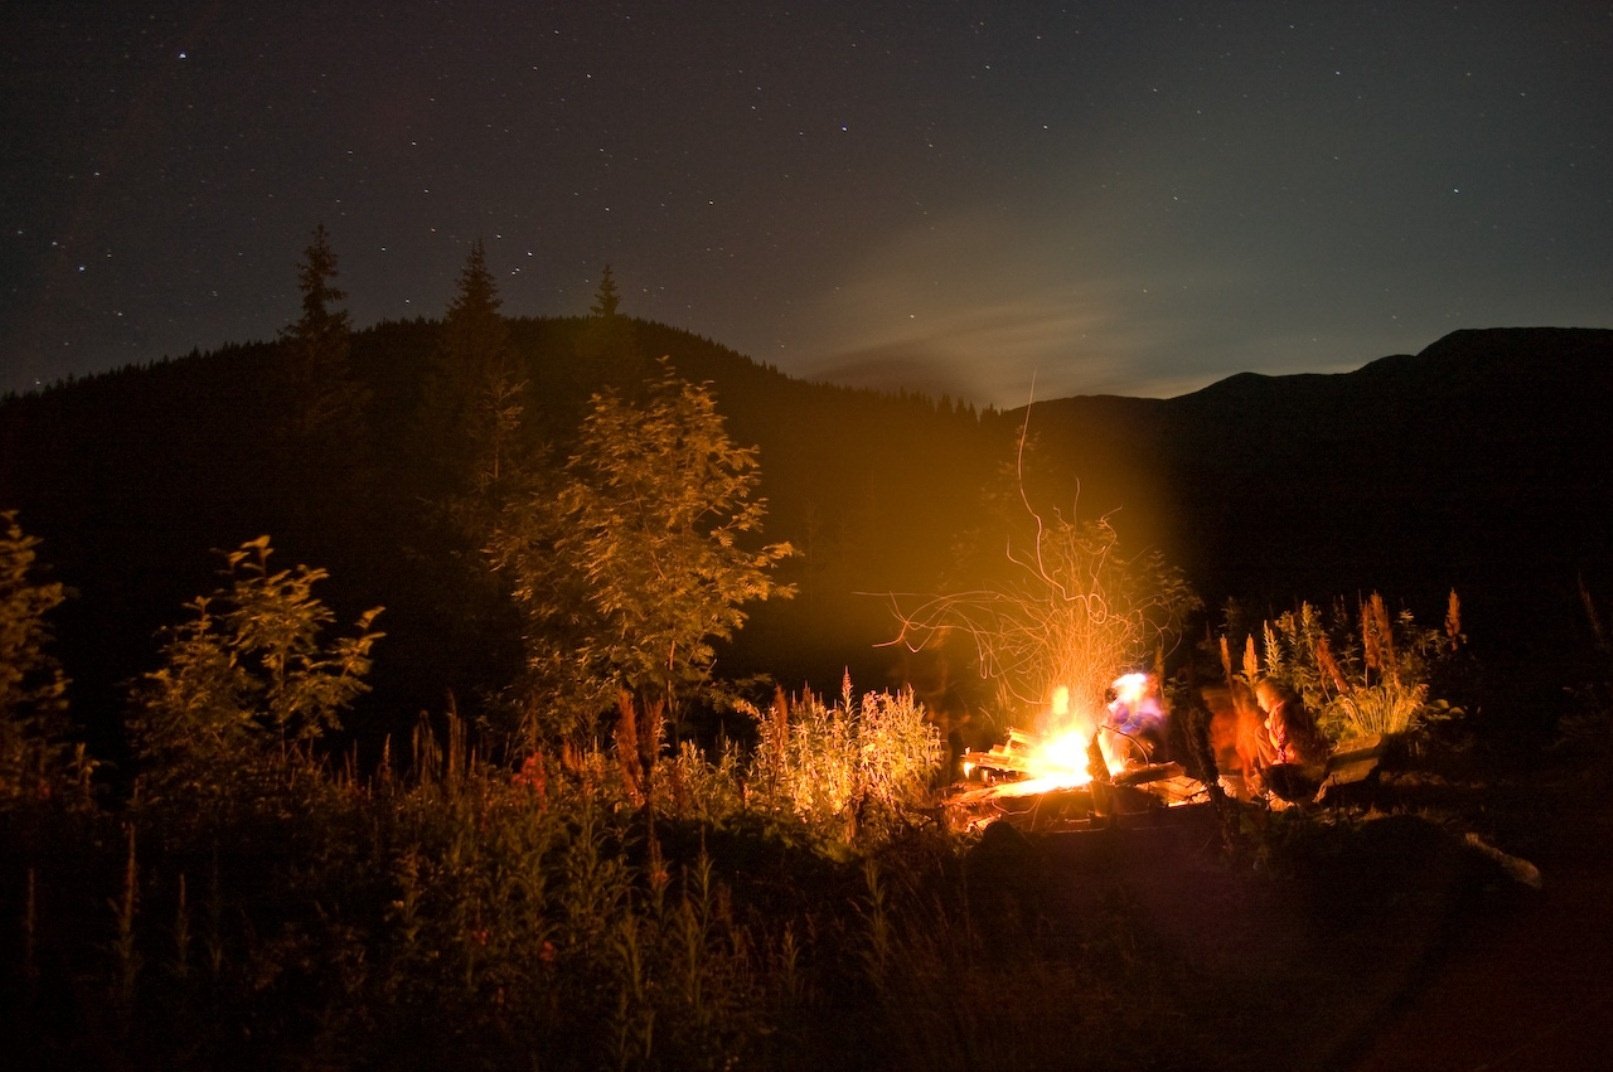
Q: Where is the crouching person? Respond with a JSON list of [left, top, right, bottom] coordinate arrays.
[[1254, 679, 1330, 802]]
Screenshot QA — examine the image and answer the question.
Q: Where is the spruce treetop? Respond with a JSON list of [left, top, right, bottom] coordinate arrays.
[[448, 238, 501, 322], [294, 224, 349, 330], [590, 264, 621, 319]]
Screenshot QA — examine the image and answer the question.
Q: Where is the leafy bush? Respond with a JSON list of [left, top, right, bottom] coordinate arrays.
[[129, 536, 382, 809], [488, 361, 794, 744], [0, 510, 84, 807]]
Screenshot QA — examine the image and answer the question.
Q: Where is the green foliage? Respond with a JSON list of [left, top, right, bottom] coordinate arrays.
[[130, 536, 382, 805], [65, 723, 825, 1069], [838, 859, 1191, 1071], [379, 746, 810, 1070], [490, 360, 794, 742], [0, 511, 76, 804], [1234, 592, 1460, 740], [3, 693, 1537, 1071], [655, 738, 748, 823]]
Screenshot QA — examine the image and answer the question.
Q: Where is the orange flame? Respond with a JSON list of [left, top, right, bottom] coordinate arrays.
[[969, 685, 1126, 797]]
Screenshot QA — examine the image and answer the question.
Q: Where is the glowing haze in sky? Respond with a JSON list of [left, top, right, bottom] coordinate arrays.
[[3, 2, 1609, 404]]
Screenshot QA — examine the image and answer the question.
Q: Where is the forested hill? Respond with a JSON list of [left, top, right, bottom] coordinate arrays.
[[3, 320, 1610, 747], [0, 314, 1009, 746]]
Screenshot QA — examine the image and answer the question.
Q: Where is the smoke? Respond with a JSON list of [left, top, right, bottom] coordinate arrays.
[[791, 192, 1410, 406], [793, 209, 1148, 406], [794, 207, 1227, 407]]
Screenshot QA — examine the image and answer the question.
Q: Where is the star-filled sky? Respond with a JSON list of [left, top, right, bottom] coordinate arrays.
[[4, 2, 1609, 405]]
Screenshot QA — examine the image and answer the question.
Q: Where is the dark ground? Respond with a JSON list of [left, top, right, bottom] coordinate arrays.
[[1348, 755, 1613, 1070], [961, 716, 1613, 1072]]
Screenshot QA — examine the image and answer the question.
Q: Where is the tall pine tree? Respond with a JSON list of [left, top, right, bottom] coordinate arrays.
[[274, 225, 371, 542], [426, 240, 526, 513], [278, 225, 367, 448], [589, 263, 621, 318], [578, 263, 642, 389]]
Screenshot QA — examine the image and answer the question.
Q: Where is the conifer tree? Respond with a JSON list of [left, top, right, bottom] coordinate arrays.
[[427, 239, 525, 502], [279, 225, 368, 447], [590, 263, 621, 319], [578, 263, 641, 388]]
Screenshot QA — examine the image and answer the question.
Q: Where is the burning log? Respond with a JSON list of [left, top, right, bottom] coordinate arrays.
[[960, 728, 1048, 780], [1086, 731, 1111, 785], [1112, 761, 1186, 787], [945, 675, 1220, 833], [949, 734, 1210, 832]]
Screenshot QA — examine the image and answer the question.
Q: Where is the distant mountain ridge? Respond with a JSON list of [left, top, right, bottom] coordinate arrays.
[[1169, 328, 1607, 424]]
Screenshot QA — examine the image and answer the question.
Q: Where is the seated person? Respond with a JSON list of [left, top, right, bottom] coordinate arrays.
[[1253, 678, 1330, 801], [1105, 672, 1168, 765], [1204, 678, 1277, 798]]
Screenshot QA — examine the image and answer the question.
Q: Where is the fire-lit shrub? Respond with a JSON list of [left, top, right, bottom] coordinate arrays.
[[0, 510, 83, 807], [128, 536, 383, 811], [653, 737, 748, 823], [1327, 681, 1433, 737], [487, 362, 794, 746], [741, 679, 944, 848]]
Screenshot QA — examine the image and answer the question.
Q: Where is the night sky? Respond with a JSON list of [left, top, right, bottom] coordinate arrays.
[[4, 2, 1609, 405]]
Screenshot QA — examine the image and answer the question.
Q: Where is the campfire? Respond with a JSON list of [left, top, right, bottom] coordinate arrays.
[[946, 673, 1211, 832]]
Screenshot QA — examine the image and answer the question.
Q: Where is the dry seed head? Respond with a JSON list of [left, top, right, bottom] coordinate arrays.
[[639, 696, 664, 770], [1372, 593, 1398, 681], [771, 685, 789, 742], [1300, 600, 1318, 636], [1361, 597, 1382, 672], [1314, 633, 1349, 694], [1242, 634, 1261, 683], [614, 690, 644, 802]]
